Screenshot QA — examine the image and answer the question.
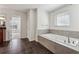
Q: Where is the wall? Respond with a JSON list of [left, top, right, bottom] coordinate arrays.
[[26, 9, 37, 41], [37, 8, 49, 35], [49, 4, 79, 31], [0, 8, 27, 41], [37, 9, 49, 30]]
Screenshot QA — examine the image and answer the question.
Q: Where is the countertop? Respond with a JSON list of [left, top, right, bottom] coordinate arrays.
[[0, 26, 6, 29]]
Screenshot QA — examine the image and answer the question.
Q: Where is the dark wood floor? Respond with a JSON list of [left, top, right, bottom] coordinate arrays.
[[0, 38, 53, 54]]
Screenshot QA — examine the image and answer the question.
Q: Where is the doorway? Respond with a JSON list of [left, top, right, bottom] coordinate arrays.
[[9, 16, 21, 39]]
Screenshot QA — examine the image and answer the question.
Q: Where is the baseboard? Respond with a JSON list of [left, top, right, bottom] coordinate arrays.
[[21, 37, 28, 39], [4, 37, 37, 43], [4, 37, 29, 42]]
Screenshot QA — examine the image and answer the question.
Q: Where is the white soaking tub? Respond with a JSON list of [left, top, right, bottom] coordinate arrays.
[[39, 33, 79, 52]]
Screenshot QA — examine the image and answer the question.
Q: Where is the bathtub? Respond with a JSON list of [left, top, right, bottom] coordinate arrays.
[[39, 33, 79, 52], [40, 33, 68, 43]]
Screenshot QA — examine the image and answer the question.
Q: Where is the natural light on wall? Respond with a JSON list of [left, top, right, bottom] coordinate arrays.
[[56, 12, 70, 26]]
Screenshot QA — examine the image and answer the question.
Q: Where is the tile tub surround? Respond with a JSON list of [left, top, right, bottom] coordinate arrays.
[[49, 29, 79, 39], [38, 29, 49, 35], [38, 29, 79, 39]]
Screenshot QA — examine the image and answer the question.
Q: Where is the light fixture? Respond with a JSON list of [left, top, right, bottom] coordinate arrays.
[[0, 16, 6, 26], [0, 16, 5, 20]]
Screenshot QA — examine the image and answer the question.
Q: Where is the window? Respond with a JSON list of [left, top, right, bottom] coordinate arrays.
[[56, 12, 70, 26]]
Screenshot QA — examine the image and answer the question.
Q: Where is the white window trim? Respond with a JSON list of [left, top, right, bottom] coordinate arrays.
[[55, 11, 70, 27]]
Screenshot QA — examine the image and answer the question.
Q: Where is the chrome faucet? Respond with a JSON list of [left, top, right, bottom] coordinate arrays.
[[68, 36, 70, 43]]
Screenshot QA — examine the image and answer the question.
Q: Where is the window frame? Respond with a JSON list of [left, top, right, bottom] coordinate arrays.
[[55, 11, 70, 27]]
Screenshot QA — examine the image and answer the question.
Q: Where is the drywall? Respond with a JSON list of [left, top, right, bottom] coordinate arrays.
[[26, 8, 49, 41], [37, 8, 49, 30], [26, 9, 37, 41], [49, 5, 79, 31], [0, 8, 27, 41]]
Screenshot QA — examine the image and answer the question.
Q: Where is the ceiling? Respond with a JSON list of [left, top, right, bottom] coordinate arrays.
[[0, 4, 65, 12]]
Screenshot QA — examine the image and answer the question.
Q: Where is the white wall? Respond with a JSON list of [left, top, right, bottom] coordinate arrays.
[[37, 8, 49, 30], [49, 4, 79, 31], [0, 8, 27, 41], [26, 8, 49, 41], [26, 9, 37, 41]]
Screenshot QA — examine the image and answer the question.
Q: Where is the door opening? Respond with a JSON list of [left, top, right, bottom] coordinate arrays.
[[9, 16, 21, 39]]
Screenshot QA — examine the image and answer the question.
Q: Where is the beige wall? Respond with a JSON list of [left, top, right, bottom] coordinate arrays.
[[0, 8, 27, 41], [49, 4, 79, 31]]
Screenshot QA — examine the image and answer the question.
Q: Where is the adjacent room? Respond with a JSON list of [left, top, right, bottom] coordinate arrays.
[[0, 4, 79, 54]]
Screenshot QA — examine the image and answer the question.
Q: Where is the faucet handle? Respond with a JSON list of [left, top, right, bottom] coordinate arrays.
[[76, 42, 79, 47]]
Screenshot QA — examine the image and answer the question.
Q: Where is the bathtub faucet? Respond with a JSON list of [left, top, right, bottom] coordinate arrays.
[[68, 36, 70, 43]]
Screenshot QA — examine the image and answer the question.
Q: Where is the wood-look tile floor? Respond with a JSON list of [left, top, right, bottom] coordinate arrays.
[[0, 39, 53, 54]]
